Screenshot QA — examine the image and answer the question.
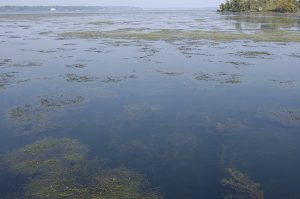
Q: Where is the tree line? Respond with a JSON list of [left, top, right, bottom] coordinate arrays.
[[219, 0, 300, 13]]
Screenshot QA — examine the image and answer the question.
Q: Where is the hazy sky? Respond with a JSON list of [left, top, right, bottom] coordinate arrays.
[[0, 0, 223, 8]]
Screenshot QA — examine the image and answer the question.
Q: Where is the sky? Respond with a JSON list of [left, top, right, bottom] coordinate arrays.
[[0, 0, 223, 8]]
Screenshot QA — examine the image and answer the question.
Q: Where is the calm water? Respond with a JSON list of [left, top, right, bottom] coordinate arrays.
[[0, 10, 300, 199]]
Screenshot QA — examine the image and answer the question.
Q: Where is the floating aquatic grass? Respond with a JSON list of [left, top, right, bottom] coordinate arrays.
[[61, 29, 300, 43], [65, 73, 98, 83], [65, 63, 87, 68], [234, 51, 272, 59], [194, 72, 242, 84]]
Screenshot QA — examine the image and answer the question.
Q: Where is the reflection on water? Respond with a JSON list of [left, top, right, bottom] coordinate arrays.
[[0, 10, 300, 199]]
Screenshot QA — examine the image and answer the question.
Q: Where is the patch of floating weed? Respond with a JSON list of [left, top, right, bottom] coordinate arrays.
[[56, 47, 76, 52], [85, 47, 110, 53], [0, 58, 12, 66], [101, 75, 138, 83], [11, 61, 42, 67], [194, 72, 242, 84], [0, 72, 18, 89], [135, 45, 160, 61], [222, 168, 264, 199], [1, 138, 163, 199], [89, 21, 116, 25], [225, 61, 253, 66], [177, 44, 214, 58], [65, 73, 98, 83], [270, 79, 296, 88], [234, 51, 272, 59], [39, 96, 84, 108], [38, 31, 53, 36], [37, 49, 57, 53], [60, 29, 300, 42], [157, 71, 183, 76], [65, 63, 87, 69]]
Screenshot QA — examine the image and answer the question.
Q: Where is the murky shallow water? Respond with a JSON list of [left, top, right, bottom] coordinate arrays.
[[0, 10, 300, 199]]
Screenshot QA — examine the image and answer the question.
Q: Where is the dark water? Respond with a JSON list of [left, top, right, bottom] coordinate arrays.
[[0, 10, 300, 199]]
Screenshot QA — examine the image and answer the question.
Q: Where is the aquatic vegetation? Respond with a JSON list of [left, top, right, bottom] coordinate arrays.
[[264, 109, 300, 125], [61, 29, 300, 42], [37, 49, 57, 53], [194, 72, 242, 84], [4, 138, 88, 175], [270, 79, 296, 88], [225, 61, 253, 66], [65, 73, 98, 82], [215, 119, 248, 132], [39, 96, 84, 108], [0, 72, 18, 89], [101, 75, 138, 83], [0, 58, 12, 66], [1, 138, 163, 199], [118, 104, 160, 122], [234, 51, 272, 59], [222, 168, 264, 199], [11, 61, 42, 67], [65, 63, 87, 68], [157, 71, 183, 76], [89, 21, 116, 25], [7, 95, 85, 134]]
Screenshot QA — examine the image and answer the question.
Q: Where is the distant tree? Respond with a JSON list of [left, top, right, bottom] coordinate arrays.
[[219, 0, 299, 12]]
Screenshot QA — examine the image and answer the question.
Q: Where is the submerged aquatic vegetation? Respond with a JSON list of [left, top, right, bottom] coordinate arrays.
[[194, 72, 242, 84], [4, 138, 88, 175], [157, 71, 183, 76], [264, 109, 300, 125], [101, 75, 138, 83], [37, 49, 57, 53], [289, 53, 300, 58], [234, 51, 272, 59], [61, 29, 300, 42], [225, 61, 253, 66], [65, 73, 98, 82], [0, 72, 18, 89], [11, 61, 42, 67], [270, 79, 296, 88], [0, 58, 12, 66], [7, 95, 85, 135], [118, 104, 160, 122], [39, 96, 84, 108], [215, 119, 248, 132], [222, 168, 264, 199], [1, 138, 163, 199], [65, 63, 87, 68]]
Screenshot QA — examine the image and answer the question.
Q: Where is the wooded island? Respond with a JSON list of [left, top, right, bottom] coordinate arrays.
[[219, 0, 300, 12]]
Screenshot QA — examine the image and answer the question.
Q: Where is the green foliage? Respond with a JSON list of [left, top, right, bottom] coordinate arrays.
[[219, 0, 299, 12]]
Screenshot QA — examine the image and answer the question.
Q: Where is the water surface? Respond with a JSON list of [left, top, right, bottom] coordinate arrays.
[[0, 10, 300, 199]]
